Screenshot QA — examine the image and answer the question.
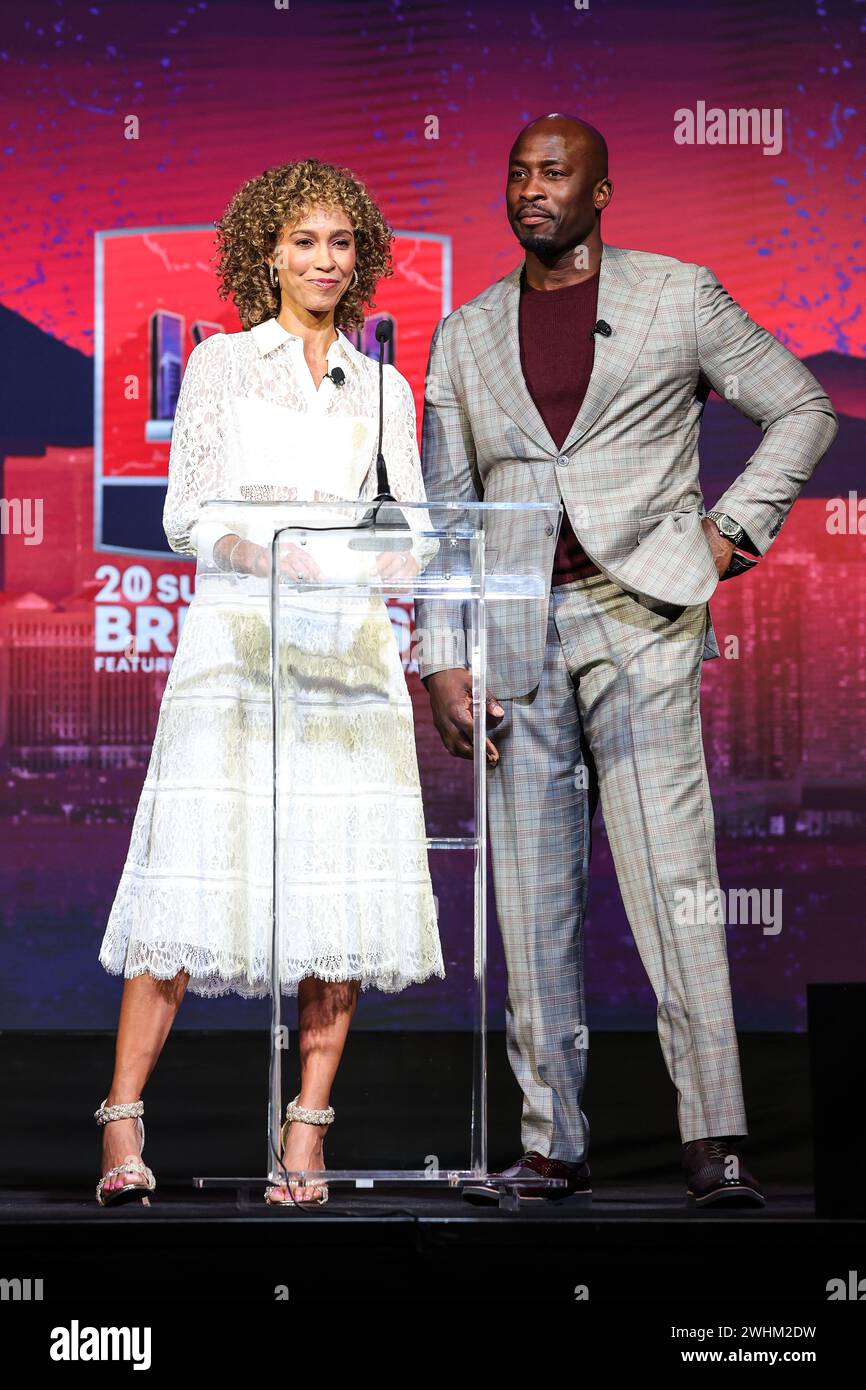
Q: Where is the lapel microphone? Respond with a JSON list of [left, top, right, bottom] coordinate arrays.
[[591, 320, 613, 338], [325, 366, 346, 387]]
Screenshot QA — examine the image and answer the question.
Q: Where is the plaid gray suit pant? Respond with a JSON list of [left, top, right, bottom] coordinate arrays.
[[486, 572, 748, 1163]]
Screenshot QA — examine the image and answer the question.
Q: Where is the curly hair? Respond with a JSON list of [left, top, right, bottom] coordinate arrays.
[[213, 159, 394, 334]]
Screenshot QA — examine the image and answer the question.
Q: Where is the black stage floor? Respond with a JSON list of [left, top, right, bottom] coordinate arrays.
[[1, 1185, 858, 1306], [2, 1030, 864, 1355], [2, 1183, 861, 1302], [3, 1181, 864, 1369]]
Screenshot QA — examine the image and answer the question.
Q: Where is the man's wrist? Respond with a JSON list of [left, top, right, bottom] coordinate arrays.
[[421, 664, 470, 689], [707, 510, 761, 556], [707, 510, 744, 545]]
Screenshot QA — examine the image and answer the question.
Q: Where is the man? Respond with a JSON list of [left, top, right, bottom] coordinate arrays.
[[416, 114, 837, 1206]]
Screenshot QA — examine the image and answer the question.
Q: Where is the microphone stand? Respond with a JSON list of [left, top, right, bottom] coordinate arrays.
[[350, 318, 412, 550]]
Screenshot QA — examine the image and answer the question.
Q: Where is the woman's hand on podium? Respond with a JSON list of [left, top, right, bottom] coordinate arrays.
[[373, 550, 420, 582], [214, 535, 269, 578], [424, 668, 503, 767], [213, 535, 322, 581], [277, 542, 323, 582]]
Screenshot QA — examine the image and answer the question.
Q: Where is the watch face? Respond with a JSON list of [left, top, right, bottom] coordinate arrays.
[[717, 515, 740, 539]]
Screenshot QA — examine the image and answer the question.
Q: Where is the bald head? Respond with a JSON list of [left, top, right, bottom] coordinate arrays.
[[510, 114, 608, 183], [505, 113, 612, 270]]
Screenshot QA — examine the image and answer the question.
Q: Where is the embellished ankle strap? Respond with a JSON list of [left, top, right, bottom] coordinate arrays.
[[285, 1094, 335, 1126], [94, 1097, 144, 1126]]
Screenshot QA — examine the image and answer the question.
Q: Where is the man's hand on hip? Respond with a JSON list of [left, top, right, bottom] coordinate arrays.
[[424, 668, 504, 766], [701, 516, 736, 577]]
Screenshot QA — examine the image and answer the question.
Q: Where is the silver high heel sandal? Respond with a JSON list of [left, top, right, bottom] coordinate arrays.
[[264, 1094, 334, 1207], [95, 1098, 156, 1207]]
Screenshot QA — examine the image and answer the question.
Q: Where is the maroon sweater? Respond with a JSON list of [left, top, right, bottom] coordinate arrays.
[[518, 266, 601, 584]]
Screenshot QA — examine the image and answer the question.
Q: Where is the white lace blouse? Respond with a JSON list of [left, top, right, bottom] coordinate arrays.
[[162, 316, 438, 570]]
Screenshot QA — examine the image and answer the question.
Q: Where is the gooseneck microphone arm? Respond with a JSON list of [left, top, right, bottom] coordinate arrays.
[[374, 318, 394, 500], [350, 317, 411, 545]]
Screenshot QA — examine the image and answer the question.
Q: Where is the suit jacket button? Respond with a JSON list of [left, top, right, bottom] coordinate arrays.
[[545, 523, 555, 536], [556, 454, 570, 466]]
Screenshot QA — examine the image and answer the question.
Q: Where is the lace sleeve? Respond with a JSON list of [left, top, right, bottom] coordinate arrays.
[[163, 334, 235, 566], [380, 365, 440, 572]]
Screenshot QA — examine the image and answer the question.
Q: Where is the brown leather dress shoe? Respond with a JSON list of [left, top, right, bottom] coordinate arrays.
[[462, 1151, 592, 1205], [683, 1137, 765, 1207]]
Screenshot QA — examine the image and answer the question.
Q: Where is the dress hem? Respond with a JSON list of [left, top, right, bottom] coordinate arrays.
[[99, 955, 447, 1000]]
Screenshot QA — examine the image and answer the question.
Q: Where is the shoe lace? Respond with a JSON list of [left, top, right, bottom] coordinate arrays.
[[703, 1139, 735, 1161]]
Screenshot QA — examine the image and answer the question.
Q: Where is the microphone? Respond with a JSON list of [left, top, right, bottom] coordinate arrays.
[[373, 319, 393, 497], [351, 318, 411, 548], [325, 366, 345, 387], [591, 319, 612, 338]]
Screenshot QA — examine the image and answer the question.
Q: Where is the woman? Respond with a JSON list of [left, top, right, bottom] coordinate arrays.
[[95, 159, 444, 1207]]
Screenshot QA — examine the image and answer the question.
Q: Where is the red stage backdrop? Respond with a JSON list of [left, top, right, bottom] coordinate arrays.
[[0, 0, 863, 1029]]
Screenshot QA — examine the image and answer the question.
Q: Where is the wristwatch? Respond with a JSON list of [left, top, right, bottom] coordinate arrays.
[[706, 510, 758, 581], [706, 510, 745, 546]]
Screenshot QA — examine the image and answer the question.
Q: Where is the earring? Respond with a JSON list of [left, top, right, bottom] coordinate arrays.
[[350, 268, 359, 289], [269, 262, 279, 288]]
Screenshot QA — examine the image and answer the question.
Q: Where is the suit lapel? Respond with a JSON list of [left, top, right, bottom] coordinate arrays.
[[463, 243, 671, 456], [462, 261, 554, 455]]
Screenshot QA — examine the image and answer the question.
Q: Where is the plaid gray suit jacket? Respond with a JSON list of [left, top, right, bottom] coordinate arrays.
[[416, 242, 838, 698]]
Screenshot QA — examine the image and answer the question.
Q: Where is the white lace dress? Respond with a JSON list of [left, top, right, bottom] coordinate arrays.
[[98, 318, 445, 998]]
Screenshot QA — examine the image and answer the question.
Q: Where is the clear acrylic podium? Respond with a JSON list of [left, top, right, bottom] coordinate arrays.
[[191, 496, 567, 1206]]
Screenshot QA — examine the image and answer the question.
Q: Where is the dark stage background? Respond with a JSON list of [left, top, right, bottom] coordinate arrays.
[[0, 0, 863, 1033]]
